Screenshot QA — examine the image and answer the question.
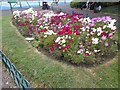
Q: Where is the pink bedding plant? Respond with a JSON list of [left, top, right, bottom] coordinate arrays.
[[12, 8, 118, 64]]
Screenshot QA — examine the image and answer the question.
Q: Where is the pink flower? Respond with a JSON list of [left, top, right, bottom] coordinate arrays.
[[108, 33, 113, 37], [74, 30, 80, 35], [105, 42, 109, 47], [102, 36, 106, 40]]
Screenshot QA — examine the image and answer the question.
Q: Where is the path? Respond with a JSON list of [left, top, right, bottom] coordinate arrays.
[[0, 61, 17, 88]]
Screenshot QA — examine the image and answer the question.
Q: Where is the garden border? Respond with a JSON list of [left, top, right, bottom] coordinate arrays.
[[0, 50, 31, 89]]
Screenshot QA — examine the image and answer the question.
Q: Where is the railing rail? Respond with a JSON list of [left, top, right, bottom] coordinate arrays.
[[0, 50, 31, 89]]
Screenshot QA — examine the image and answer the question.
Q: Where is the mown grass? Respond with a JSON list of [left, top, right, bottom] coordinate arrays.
[[1, 16, 119, 88]]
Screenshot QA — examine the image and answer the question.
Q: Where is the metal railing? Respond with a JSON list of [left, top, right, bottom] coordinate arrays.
[[0, 50, 31, 89]]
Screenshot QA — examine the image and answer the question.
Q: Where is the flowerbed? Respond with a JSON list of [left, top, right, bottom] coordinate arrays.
[[12, 8, 118, 65]]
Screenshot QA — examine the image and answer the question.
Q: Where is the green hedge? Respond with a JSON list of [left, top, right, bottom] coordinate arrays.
[[101, 2, 119, 7], [70, 0, 119, 8], [70, 0, 87, 8]]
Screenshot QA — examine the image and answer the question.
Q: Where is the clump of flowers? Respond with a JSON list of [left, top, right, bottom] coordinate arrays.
[[12, 8, 118, 65]]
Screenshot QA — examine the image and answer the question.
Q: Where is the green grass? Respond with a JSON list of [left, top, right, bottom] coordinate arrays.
[[1, 16, 119, 88], [100, 5, 120, 16]]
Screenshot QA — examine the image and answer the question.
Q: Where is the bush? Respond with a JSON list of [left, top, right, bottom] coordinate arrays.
[[70, 0, 86, 8], [100, 2, 119, 7]]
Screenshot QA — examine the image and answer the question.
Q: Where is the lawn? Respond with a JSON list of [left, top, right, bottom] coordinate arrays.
[[1, 15, 119, 88]]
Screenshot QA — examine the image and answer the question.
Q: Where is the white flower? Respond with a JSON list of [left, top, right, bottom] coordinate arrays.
[[44, 35, 47, 38], [91, 28, 97, 32], [59, 12, 65, 16], [44, 30, 56, 35], [97, 27, 103, 36], [27, 8, 35, 14], [92, 38, 99, 44], [97, 27, 102, 32], [94, 49, 100, 53], [86, 17, 91, 22], [65, 35, 68, 39], [55, 37, 61, 43], [44, 26, 49, 29], [80, 27, 86, 31], [77, 50, 81, 54], [107, 24, 116, 30], [40, 25, 43, 28], [103, 25, 107, 29], [83, 17, 91, 23], [108, 19, 117, 25], [63, 44, 66, 47], [68, 36, 71, 39], [86, 26, 90, 29], [13, 10, 20, 17], [61, 39, 66, 44]]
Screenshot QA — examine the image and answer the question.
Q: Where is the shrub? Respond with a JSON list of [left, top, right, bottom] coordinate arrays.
[[101, 2, 119, 7], [70, 1, 86, 8]]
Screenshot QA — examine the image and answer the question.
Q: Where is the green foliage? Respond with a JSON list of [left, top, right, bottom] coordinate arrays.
[[101, 2, 119, 7], [70, 1, 86, 8], [43, 35, 56, 49], [2, 16, 119, 88]]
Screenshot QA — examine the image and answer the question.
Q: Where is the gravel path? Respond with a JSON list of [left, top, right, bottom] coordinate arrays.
[[0, 61, 17, 89]]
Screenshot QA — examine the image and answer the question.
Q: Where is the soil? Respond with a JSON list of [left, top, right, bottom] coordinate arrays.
[[36, 46, 117, 68], [1, 63, 17, 89]]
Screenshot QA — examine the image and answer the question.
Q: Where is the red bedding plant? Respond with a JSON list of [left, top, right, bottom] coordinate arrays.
[[12, 8, 118, 65]]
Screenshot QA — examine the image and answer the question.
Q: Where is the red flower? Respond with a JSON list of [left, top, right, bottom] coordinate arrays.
[[68, 39, 73, 43], [38, 30, 41, 34], [41, 29, 47, 32], [74, 30, 80, 35], [100, 32, 105, 36], [52, 43, 57, 47], [65, 30, 72, 35], [41, 36, 44, 39], [84, 52, 90, 56], [66, 45, 70, 49], [62, 47, 67, 51], [50, 47, 54, 52], [74, 26, 80, 29]]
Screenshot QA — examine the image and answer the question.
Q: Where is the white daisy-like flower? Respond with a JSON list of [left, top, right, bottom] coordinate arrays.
[[92, 37, 99, 44], [77, 50, 81, 54], [61, 39, 66, 44], [103, 25, 107, 29], [55, 37, 61, 43], [80, 27, 86, 32], [13, 10, 20, 18], [94, 49, 101, 53]]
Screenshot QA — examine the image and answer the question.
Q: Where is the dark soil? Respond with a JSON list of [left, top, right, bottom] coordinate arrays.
[[36, 46, 117, 68]]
